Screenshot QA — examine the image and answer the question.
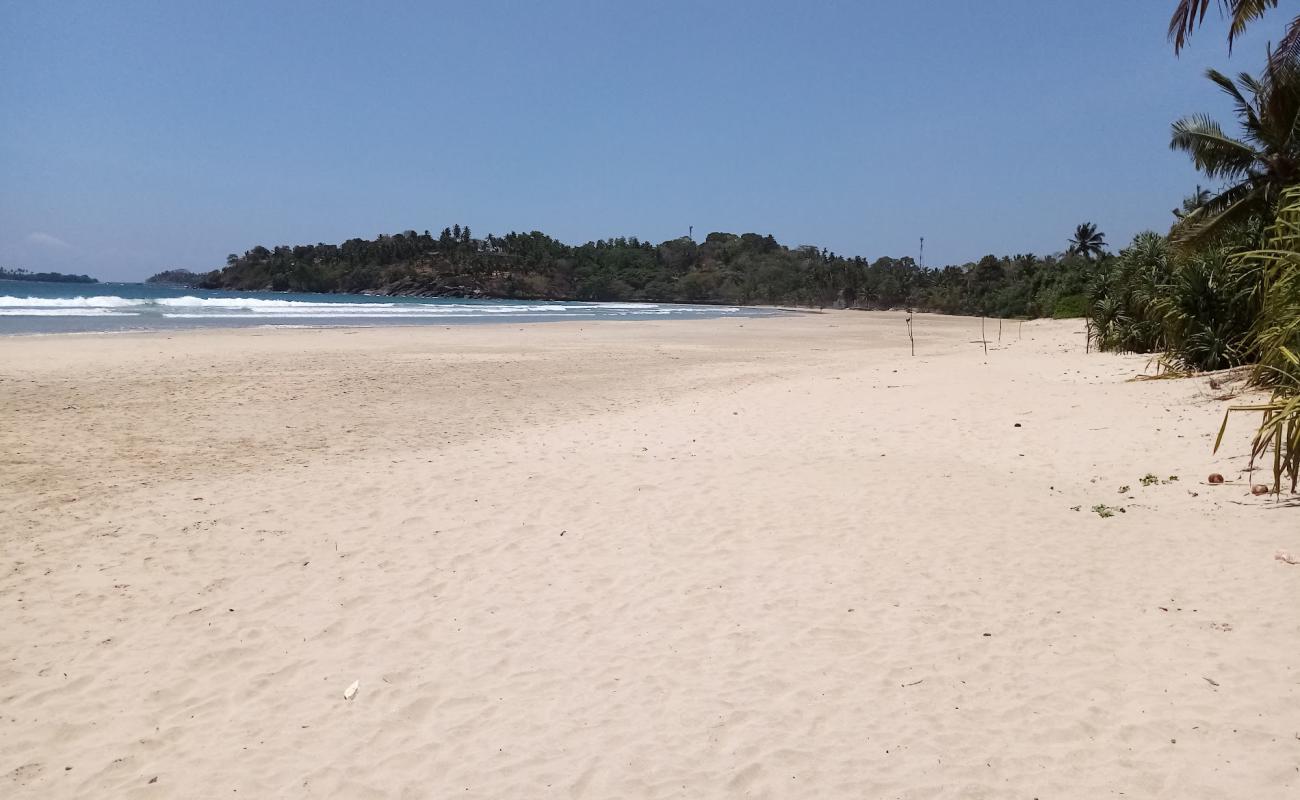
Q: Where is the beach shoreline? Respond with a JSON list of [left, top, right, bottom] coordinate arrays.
[[2, 312, 1297, 798], [0, 282, 785, 337]]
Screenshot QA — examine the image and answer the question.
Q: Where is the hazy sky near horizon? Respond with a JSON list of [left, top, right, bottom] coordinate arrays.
[[0, 0, 1283, 281]]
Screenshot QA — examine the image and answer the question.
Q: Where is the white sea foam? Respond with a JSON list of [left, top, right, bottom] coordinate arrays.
[[157, 307, 686, 318], [165, 306, 583, 317], [154, 296, 398, 310], [153, 297, 590, 314], [0, 292, 757, 329], [160, 311, 587, 319], [0, 308, 141, 316], [477, 305, 574, 313], [0, 295, 147, 308]]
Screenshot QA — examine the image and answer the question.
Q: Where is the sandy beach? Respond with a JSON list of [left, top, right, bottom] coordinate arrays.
[[1, 312, 1297, 798]]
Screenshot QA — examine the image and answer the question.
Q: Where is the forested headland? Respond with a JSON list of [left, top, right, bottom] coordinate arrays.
[[183, 225, 1101, 319], [144, 268, 205, 286], [0, 267, 98, 284]]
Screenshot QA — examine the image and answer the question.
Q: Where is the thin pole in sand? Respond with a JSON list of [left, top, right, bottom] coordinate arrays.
[[998, 317, 1002, 344], [911, 237, 922, 358], [981, 316, 988, 357]]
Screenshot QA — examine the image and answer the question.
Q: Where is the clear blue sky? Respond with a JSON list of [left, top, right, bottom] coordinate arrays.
[[0, 0, 1282, 281]]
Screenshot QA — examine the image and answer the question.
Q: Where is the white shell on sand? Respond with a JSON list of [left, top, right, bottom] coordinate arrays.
[[343, 680, 360, 701]]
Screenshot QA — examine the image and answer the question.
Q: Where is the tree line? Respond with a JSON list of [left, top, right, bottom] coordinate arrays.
[[0, 267, 98, 284], [181, 224, 1105, 319]]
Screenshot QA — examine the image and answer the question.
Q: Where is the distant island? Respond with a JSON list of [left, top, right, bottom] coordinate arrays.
[[145, 268, 206, 287], [0, 267, 98, 284], [197, 225, 1100, 319]]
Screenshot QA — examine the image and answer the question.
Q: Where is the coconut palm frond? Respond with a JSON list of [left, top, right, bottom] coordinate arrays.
[[1068, 223, 1107, 261], [1171, 60, 1300, 245], [1275, 15, 1300, 63], [1170, 0, 1220, 53], [1170, 0, 1283, 54], [1228, 0, 1283, 47], [1207, 68, 1266, 132], [1171, 182, 1262, 247], [1170, 113, 1261, 179]]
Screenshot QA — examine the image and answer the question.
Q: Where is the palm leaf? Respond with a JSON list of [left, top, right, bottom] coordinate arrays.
[[1207, 68, 1265, 133], [1228, 0, 1282, 48], [1170, 1, 1282, 54], [1170, 0, 1219, 53], [1169, 114, 1261, 179], [1274, 15, 1300, 63], [1171, 182, 1263, 247]]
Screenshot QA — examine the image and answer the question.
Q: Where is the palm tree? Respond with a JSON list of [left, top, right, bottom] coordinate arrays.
[[1169, 55, 1300, 245], [1068, 223, 1108, 260], [1174, 185, 1214, 219], [1169, 1, 1300, 59]]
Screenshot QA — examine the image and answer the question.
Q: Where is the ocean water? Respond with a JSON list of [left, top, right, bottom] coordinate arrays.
[[0, 281, 777, 334]]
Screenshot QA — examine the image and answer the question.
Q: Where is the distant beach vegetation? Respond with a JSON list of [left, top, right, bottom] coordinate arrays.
[[0, 267, 98, 284], [197, 226, 1101, 320], [144, 268, 205, 287]]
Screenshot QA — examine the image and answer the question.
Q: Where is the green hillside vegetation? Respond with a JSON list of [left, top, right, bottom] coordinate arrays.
[[145, 268, 205, 286], [200, 225, 1102, 319], [0, 267, 98, 284]]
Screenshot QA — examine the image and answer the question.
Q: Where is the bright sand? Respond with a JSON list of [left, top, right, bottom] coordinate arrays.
[[1, 312, 1297, 798]]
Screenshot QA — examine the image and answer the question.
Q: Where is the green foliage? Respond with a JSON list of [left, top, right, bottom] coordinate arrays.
[[1087, 232, 1171, 352], [1240, 186, 1300, 389], [1153, 248, 1258, 370], [1086, 230, 1259, 371], [1213, 185, 1300, 492], [201, 226, 1101, 318], [1169, 53, 1300, 245], [1052, 294, 1089, 319], [1067, 222, 1107, 260], [145, 268, 205, 286], [0, 267, 98, 284]]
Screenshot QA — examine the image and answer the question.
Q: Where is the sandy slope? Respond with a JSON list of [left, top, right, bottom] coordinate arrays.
[[1, 313, 1297, 799]]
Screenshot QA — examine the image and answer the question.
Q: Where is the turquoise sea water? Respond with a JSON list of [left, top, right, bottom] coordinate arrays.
[[0, 281, 778, 335]]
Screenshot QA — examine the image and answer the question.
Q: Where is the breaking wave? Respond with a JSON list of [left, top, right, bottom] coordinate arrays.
[[0, 293, 743, 327]]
